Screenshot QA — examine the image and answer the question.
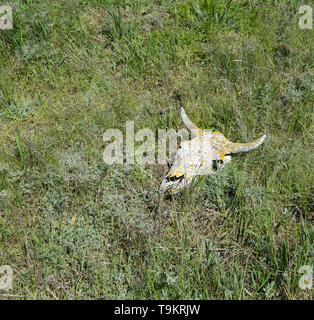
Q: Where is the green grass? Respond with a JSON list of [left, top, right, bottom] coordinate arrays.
[[0, 0, 313, 299]]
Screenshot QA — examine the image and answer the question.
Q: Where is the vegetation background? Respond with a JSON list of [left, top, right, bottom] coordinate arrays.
[[0, 0, 313, 299]]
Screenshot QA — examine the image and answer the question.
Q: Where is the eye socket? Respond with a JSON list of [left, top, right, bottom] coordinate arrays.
[[213, 160, 223, 170], [166, 175, 184, 182]]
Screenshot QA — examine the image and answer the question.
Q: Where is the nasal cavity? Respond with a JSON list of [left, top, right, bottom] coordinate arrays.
[[167, 175, 184, 182]]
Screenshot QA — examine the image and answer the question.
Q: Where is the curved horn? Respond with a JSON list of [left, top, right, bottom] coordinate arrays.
[[225, 134, 266, 153], [181, 108, 202, 137]]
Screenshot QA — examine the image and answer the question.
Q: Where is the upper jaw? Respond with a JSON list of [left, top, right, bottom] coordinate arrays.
[[160, 176, 185, 194]]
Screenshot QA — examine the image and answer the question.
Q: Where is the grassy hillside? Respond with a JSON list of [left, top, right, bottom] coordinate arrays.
[[0, 0, 313, 299]]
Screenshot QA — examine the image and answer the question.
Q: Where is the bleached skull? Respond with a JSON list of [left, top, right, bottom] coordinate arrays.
[[160, 108, 266, 194]]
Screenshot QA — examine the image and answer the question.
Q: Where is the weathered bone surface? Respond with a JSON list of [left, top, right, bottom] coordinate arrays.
[[160, 108, 266, 194]]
